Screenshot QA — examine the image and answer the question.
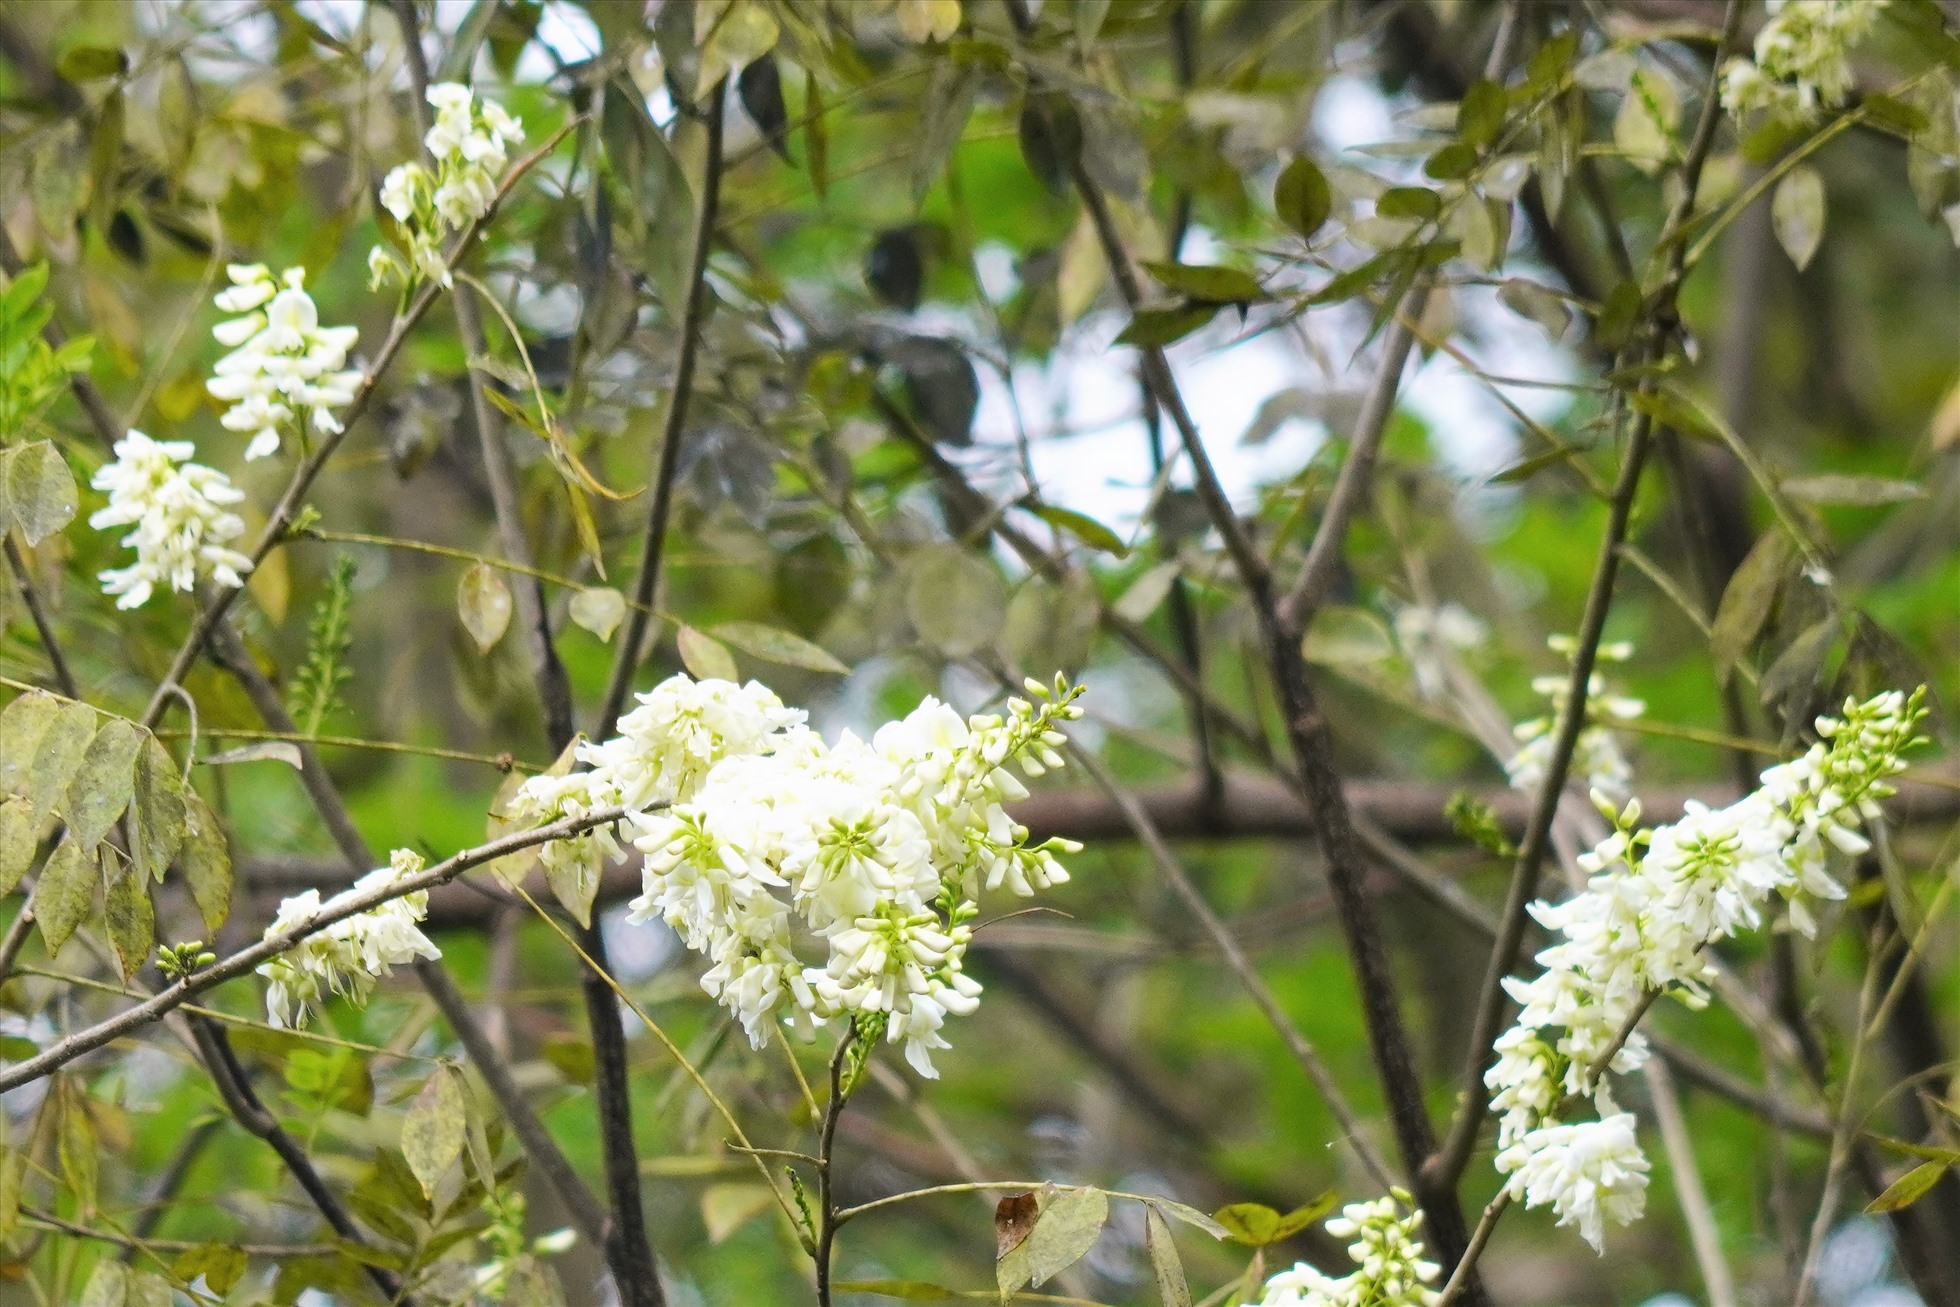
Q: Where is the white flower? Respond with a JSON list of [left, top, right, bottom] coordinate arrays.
[[1507, 639, 1644, 804], [1393, 602, 1486, 700], [1257, 1192, 1440, 1307], [207, 265, 362, 459], [505, 768, 626, 919], [89, 430, 252, 609], [258, 850, 441, 1027], [590, 674, 805, 809], [1486, 688, 1925, 1252], [518, 672, 1085, 1073], [1720, 0, 1885, 120], [1497, 1109, 1650, 1252], [370, 84, 525, 286]]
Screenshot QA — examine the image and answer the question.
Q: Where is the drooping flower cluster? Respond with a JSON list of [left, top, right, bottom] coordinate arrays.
[[372, 83, 525, 287], [1506, 636, 1644, 805], [88, 430, 253, 609], [1487, 689, 1925, 1251], [1257, 1192, 1440, 1307], [1720, 0, 1885, 121], [507, 673, 1084, 1076], [207, 264, 362, 460], [258, 849, 442, 1028]]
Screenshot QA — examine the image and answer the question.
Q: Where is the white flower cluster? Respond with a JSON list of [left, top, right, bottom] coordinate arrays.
[[258, 849, 442, 1028], [1506, 636, 1644, 805], [89, 430, 252, 609], [508, 673, 1085, 1077], [1257, 1192, 1440, 1307], [373, 83, 525, 287], [1720, 0, 1885, 120], [1486, 688, 1925, 1252], [207, 264, 362, 461]]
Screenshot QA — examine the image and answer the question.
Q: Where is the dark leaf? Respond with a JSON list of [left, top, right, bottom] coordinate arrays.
[[867, 228, 926, 311], [1116, 304, 1218, 347], [737, 55, 790, 161], [1274, 155, 1331, 239], [1141, 261, 1266, 304], [1019, 92, 1083, 195], [891, 336, 979, 445], [995, 1191, 1040, 1257]]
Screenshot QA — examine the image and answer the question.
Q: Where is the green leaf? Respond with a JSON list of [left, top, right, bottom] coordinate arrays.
[[0, 797, 41, 896], [1113, 561, 1180, 624], [1214, 1202, 1283, 1245], [677, 624, 740, 681], [1869, 1159, 1950, 1213], [1457, 78, 1508, 149], [1497, 278, 1572, 338], [1028, 503, 1128, 556], [1274, 155, 1332, 239], [402, 1065, 467, 1198], [708, 621, 850, 674], [0, 692, 60, 795], [1710, 529, 1794, 682], [1149, 1197, 1230, 1240], [180, 791, 232, 935], [129, 736, 187, 883], [1376, 186, 1441, 221], [997, 1186, 1108, 1295], [1302, 605, 1396, 667], [105, 860, 153, 979], [1140, 261, 1267, 304], [173, 1243, 249, 1296], [4, 442, 78, 545], [1771, 164, 1826, 272], [1759, 615, 1839, 710], [58, 1078, 96, 1212], [63, 717, 142, 854], [27, 698, 95, 826], [34, 834, 93, 955], [1116, 304, 1218, 347], [1487, 441, 1586, 484], [457, 563, 513, 653], [1424, 141, 1477, 180], [569, 587, 628, 642], [1270, 1191, 1339, 1240], [904, 545, 1006, 658], [1783, 474, 1924, 506], [56, 44, 125, 80], [1145, 1205, 1192, 1307], [0, 1148, 20, 1241]]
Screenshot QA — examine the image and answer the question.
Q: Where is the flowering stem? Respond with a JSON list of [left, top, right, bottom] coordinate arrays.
[[814, 1029, 855, 1307], [0, 805, 626, 1095], [132, 119, 576, 733], [1426, 0, 1747, 1198]]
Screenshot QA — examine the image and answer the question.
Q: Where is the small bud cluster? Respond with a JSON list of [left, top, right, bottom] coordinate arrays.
[[89, 430, 253, 609], [1486, 688, 1925, 1251], [508, 673, 1085, 1076], [1506, 636, 1644, 805], [258, 849, 442, 1028], [206, 264, 362, 461], [372, 84, 525, 288], [1257, 1191, 1440, 1307], [1720, 0, 1885, 121]]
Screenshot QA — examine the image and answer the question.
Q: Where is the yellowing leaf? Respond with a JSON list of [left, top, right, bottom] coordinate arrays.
[[678, 624, 740, 681], [904, 545, 1005, 658], [63, 717, 142, 854], [402, 1065, 467, 1198], [2, 442, 77, 545], [1869, 1159, 1950, 1213], [1772, 164, 1827, 272], [457, 563, 513, 653], [180, 791, 232, 935], [36, 834, 93, 956], [708, 621, 849, 674], [701, 1181, 776, 1243], [569, 587, 628, 642]]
